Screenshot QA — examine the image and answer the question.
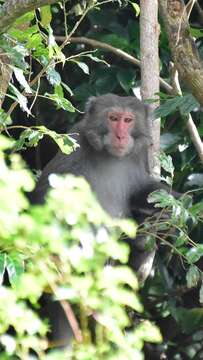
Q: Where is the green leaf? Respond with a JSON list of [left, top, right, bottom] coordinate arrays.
[[0, 109, 12, 127], [12, 67, 32, 93], [40, 6, 52, 27], [45, 92, 76, 112], [46, 67, 61, 86], [179, 93, 200, 115], [154, 93, 200, 118], [186, 265, 200, 288], [147, 189, 176, 208], [14, 129, 44, 151], [61, 82, 73, 96], [186, 245, 203, 264], [36, 126, 79, 155], [54, 84, 64, 98], [190, 202, 203, 217], [176, 307, 203, 334], [73, 61, 89, 75], [6, 255, 24, 286], [174, 232, 188, 247], [189, 27, 203, 39], [12, 11, 35, 26], [130, 2, 140, 17], [84, 54, 109, 67], [9, 84, 31, 115], [0, 253, 7, 285], [159, 152, 174, 178], [199, 282, 203, 304], [9, 25, 39, 43], [0, 41, 29, 70]]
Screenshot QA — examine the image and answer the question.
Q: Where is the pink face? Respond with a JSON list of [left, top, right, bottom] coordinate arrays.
[[107, 110, 135, 153]]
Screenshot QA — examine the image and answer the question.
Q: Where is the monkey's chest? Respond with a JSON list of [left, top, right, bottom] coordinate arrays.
[[86, 162, 135, 218]]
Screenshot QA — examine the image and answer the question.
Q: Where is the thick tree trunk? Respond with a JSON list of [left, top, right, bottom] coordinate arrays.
[[159, 0, 203, 107]]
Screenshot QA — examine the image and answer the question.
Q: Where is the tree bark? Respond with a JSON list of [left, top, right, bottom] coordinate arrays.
[[159, 0, 203, 107], [139, 0, 160, 282], [0, 51, 12, 107], [140, 0, 160, 175], [0, 0, 61, 34]]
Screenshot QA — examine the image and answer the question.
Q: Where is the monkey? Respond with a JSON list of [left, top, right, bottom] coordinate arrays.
[[31, 93, 173, 345], [31, 94, 152, 217]]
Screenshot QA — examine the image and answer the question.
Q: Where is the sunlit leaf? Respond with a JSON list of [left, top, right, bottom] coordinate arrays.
[[12, 67, 32, 93], [9, 84, 31, 115], [40, 6, 52, 27], [130, 1, 140, 17], [46, 67, 61, 86]]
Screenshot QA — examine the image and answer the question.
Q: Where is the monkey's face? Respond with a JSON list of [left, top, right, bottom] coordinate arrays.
[[84, 94, 149, 158], [104, 109, 135, 157]]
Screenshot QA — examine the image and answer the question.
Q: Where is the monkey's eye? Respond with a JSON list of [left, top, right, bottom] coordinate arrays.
[[124, 117, 133, 123], [109, 114, 118, 122]]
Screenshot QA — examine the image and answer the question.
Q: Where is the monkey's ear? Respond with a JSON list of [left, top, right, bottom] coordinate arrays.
[[85, 96, 97, 114]]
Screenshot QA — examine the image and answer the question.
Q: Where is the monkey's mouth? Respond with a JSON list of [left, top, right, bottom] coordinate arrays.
[[111, 144, 130, 157]]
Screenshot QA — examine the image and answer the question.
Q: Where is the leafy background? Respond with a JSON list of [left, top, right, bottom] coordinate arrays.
[[0, 0, 203, 359]]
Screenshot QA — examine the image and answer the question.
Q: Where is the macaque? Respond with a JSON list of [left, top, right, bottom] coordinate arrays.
[[32, 94, 168, 345], [32, 94, 152, 218]]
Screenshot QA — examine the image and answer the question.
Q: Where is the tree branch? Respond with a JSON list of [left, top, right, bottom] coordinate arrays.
[[56, 35, 174, 94], [159, 0, 203, 107], [0, 0, 62, 34]]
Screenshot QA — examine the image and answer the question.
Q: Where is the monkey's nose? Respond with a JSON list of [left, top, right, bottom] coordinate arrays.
[[116, 135, 125, 141]]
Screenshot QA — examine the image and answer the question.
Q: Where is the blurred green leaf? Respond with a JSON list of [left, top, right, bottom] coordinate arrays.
[[186, 265, 200, 288], [154, 93, 199, 118], [189, 27, 203, 39], [6, 255, 24, 286], [176, 307, 203, 334], [40, 6, 52, 27], [186, 245, 203, 264], [0, 254, 6, 285]]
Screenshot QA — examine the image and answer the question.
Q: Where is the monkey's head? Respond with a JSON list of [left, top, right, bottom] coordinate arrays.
[[83, 94, 150, 158]]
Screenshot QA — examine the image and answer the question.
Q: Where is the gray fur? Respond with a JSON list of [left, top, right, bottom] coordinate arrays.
[[32, 94, 152, 214]]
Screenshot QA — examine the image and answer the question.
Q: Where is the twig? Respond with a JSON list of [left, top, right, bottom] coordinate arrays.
[[60, 299, 83, 343]]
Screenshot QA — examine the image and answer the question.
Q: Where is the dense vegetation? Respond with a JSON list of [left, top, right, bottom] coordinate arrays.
[[0, 0, 203, 359]]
